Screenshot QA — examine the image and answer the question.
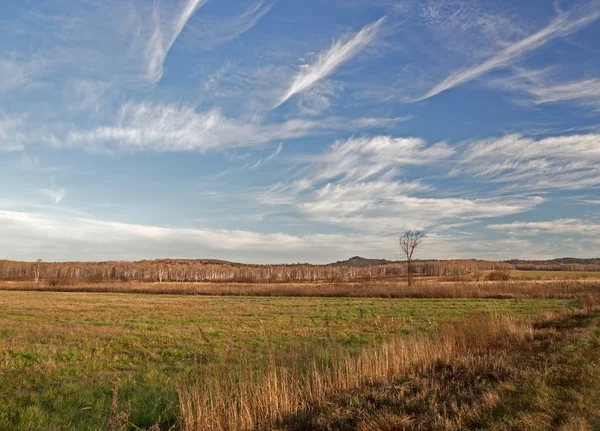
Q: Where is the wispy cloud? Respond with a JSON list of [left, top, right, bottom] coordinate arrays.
[[299, 189, 543, 233], [266, 142, 283, 162], [420, 2, 600, 100], [40, 187, 66, 204], [489, 218, 600, 236], [59, 102, 404, 153], [490, 68, 600, 110], [143, 0, 206, 87], [259, 135, 542, 233], [454, 133, 600, 190], [276, 16, 386, 107], [9, 0, 268, 90], [185, 0, 274, 49], [308, 135, 453, 184]]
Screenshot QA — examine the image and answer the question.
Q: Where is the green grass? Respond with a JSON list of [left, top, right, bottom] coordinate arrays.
[[0, 291, 578, 430], [510, 270, 600, 279]]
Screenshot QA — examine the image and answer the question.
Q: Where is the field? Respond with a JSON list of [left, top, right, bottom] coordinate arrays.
[[0, 289, 582, 430], [1, 277, 600, 430], [2, 277, 600, 298]]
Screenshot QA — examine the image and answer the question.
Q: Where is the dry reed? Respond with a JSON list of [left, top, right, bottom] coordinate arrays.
[[177, 314, 534, 431], [2, 279, 599, 300]]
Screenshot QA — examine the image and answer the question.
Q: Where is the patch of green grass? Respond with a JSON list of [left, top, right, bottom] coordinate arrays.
[[0, 291, 576, 430]]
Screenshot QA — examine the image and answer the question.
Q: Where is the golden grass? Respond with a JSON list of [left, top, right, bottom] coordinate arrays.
[[2, 278, 599, 300], [177, 314, 533, 430], [178, 295, 600, 431], [3, 285, 598, 430]]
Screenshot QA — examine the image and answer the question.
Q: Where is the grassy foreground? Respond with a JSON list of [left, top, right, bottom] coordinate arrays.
[[0, 291, 578, 430], [266, 307, 600, 430]]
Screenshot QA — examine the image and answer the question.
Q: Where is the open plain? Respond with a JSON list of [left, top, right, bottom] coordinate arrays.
[[1, 278, 599, 430]]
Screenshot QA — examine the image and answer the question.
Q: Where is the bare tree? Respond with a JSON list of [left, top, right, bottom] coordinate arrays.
[[34, 258, 42, 283], [399, 230, 425, 286]]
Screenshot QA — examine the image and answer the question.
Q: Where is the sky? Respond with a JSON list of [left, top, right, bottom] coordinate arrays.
[[1, 0, 600, 263]]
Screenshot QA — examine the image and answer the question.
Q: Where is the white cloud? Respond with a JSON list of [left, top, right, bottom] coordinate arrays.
[[420, 2, 600, 100], [490, 68, 600, 110], [3, 209, 583, 263], [258, 135, 543, 233], [311, 135, 453, 183], [454, 133, 600, 190], [0, 210, 395, 263], [142, 0, 206, 87], [489, 219, 600, 236], [530, 78, 600, 105], [259, 135, 452, 204], [60, 102, 405, 152], [299, 188, 543, 233], [276, 17, 386, 107], [185, 0, 273, 50], [10, 0, 269, 90], [40, 187, 66, 204]]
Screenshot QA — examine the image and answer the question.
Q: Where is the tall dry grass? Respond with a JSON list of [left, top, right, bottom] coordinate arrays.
[[177, 314, 534, 431], [2, 279, 599, 299]]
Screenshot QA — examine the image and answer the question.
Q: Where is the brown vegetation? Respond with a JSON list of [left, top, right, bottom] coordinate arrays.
[[178, 314, 533, 430], [2, 278, 599, 300], [486, 269, 512, 281], [178, 296, 600, 430]]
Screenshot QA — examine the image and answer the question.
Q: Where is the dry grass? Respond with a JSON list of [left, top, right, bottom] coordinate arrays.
[[7, 291, 566, 430], [177, 315, 533, 430], [2, 278, 599, 300], [178, 295, 600, 431], [2, 285, 598, 430]]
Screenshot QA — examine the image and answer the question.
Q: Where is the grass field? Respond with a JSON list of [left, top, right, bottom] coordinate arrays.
[[0, 290, 580, 430], [271, 310, 600, 430]]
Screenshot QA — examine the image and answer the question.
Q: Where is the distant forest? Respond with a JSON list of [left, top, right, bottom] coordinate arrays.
[[0, 256, 598, 283], [505, 258, 600, 272]]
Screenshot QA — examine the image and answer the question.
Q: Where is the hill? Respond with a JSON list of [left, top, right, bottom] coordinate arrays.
[[330, 256, 396, 267]]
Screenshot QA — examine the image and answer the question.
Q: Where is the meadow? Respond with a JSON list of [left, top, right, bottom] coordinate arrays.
[[1, 276, 599, 430], [0, 289, 582, 430]]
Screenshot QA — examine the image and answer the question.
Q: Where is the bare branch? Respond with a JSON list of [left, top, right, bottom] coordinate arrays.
[[399, 230, 425, 287]]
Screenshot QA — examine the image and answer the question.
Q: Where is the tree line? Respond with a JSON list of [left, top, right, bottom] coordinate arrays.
[[0, 259, 514, 283]]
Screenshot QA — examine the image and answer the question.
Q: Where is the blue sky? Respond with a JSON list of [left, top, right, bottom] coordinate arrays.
[[1, 0, 600, 263]]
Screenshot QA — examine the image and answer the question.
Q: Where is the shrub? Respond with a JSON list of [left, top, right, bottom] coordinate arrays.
[[487, 270, 511, 281], [48, 277, 72, 287]]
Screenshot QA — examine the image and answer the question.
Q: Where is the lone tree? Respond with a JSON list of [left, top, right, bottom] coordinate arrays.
[[399, 230, 425, 286]]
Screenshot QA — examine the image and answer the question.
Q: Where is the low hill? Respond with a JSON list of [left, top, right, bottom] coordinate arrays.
[[330, 256, 396, 267]]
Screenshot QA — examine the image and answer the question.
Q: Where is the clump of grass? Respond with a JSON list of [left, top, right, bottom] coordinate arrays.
[[582, 292, 600, 311], [106, 379, 131, 431], [107, 378, 161, 431]]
